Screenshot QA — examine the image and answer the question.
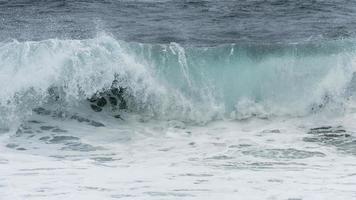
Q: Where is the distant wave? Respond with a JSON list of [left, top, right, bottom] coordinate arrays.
[[1, 33, 356, 126]]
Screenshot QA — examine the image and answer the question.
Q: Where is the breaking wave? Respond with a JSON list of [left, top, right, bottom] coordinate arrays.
[[1, 33, 356, 126]]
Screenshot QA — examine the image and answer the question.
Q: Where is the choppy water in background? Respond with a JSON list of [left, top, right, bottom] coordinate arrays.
[[1, 0, 356, 199], [2, 0, 356, 45]]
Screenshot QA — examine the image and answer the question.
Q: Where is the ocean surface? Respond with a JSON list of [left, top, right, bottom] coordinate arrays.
[[1, 0, 356, 199]]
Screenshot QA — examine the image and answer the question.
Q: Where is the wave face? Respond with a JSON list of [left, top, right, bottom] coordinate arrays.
[[1, 34, 356, 125]]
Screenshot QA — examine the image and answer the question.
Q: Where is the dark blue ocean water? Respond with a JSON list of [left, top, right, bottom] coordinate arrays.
[[1, 0, 356, 45]]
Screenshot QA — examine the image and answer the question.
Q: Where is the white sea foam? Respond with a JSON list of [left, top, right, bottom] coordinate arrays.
[[1, 113, 356, 199]]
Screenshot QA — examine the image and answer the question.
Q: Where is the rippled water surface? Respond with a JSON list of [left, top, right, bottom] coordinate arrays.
[[2, 0, 356, 45]]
